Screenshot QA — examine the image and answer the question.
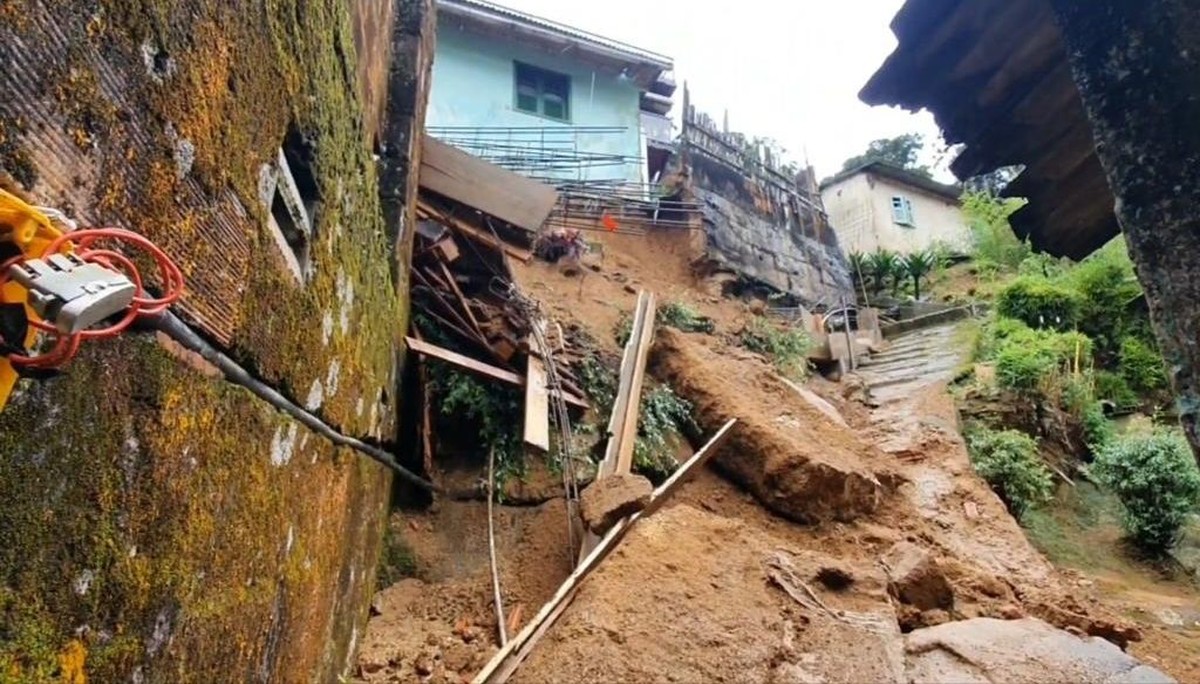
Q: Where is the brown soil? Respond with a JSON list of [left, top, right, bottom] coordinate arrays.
[[651, 328, 893, 524], [356, 226, 1199, 683], [354, 498, 574, 683]]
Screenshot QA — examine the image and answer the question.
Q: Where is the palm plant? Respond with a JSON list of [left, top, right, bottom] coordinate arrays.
[[866, 249, 900, 296], [903, 249, 938, 300]]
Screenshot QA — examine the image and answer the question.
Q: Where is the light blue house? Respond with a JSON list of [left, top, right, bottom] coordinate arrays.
[[428, 0, 676, 188]]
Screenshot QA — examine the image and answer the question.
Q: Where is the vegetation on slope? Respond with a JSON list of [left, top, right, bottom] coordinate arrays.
[[952, 192, 1197, 559]]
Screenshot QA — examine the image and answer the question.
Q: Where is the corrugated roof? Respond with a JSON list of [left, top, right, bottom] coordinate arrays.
[[859, 0, 1117, 261], [439, 0, 673, 72]]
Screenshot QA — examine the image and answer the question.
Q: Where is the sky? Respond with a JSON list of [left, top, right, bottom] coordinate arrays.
[[492, 0, 951, 182]]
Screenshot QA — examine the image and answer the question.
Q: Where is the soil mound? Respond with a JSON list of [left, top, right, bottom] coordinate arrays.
[[651, 328, 893, 523]]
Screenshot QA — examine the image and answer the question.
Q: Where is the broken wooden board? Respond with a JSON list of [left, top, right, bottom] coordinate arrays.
[[472, 419, 739, 684], [598, 291, 652, 480], [420, 135, 559, 233], [523, 324, 551, 451], [406, 337, 588, 410], [615, 292, 657, 475], [418, 198, 534, 263]]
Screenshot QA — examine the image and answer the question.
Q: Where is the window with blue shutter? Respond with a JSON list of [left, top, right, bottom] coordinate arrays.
[[891, 196, 915, 227], [514, 62, 571, 122]]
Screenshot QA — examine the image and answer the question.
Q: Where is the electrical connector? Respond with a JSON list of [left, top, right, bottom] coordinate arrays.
[[9, 253, 137, 334]]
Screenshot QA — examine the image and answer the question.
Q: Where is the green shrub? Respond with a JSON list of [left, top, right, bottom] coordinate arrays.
[[739, 316, 811, 379], [966, 427, 1054, 519], [995, 344, 1056, 392], [1119, 336, 1168, 394], [1080, 400, 1115, 453], [989, 323, 1092, 393], [1068, 243, 1143, 358], [996, 277, 1082, 331], [633, 385, 697, 479], [963, 191, 1031, 273], [432, 364, 524, 483], [1094, 370, 1140, 410], [975, 316, 1031, 360], [1093, 430, 1200, 555], [658, 301, 715, 334]]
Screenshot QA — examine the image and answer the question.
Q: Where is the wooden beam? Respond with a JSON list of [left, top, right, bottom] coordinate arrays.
[[418, 198, 534, 263], [437, 260, 484, 336], [412, 268, 489, 346], [523, 324, 551, 451], [472, 420, 739, 684], [406, 337, 589, 410], [408, 336, 524, 385], [615, 293, 657, 475]]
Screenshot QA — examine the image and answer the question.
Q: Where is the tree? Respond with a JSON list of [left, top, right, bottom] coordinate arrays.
[[903, 250, 937, 301], [841, 133, 932, 178], [865, 249, 901, 296]]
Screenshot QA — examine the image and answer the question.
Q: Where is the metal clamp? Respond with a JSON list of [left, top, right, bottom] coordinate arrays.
[[9, 254, 137, 333]]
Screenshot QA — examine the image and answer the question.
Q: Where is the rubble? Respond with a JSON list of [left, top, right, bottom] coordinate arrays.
[[578, 474, 652, 534], [884, 541, 955, 612]]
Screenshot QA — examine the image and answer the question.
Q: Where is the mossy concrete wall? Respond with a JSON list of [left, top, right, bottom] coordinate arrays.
[[0, 0, 432, 680]]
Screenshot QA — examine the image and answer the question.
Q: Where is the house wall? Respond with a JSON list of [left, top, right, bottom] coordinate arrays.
[[427, 18, 645, 184], [0, 0, 433, 680], [824, 173, 969, 255]]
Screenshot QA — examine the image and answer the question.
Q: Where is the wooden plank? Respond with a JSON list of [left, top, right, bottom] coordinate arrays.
[[474, 420, 739, 684], [440, 212, 533, 263], [408, 336, 524, 385], [437, 260, 484, 336], [597, 292, 650, 480], [420, 135, 559, 232], [523, 324, 551, 451], [406, 337, 590, 410], [615, 292, 657, 475]]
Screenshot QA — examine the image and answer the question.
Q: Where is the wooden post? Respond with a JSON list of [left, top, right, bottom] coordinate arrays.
[[1049, 0, 1200, 462]]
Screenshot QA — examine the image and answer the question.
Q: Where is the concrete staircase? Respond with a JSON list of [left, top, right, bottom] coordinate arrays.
[[856, 323, 969, 405]]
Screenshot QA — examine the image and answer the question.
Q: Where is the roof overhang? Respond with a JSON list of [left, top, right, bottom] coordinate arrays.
[[439, 0, 673, 89], [859, 0, 1118, 261]]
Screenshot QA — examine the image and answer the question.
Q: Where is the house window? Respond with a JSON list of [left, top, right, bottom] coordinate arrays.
[[891, 196, 915, 227], [514, 62, 570, 122]]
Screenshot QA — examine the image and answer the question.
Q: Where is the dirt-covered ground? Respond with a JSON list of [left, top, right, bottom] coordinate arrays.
[[355, 229, 1198, 683]]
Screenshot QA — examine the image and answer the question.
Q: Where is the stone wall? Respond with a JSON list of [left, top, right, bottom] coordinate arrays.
[[0, 0, 432, 680], [686, 148, 855, 306]]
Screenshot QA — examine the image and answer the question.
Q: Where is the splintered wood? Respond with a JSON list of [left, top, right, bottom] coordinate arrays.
[[410, 145, 590, 481], [472, 420, 740, 684], [577, 290, 658, 561]]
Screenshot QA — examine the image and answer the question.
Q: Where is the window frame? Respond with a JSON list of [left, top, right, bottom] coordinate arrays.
[[890, 195, 916, 227], [513, 61, 571, 123]]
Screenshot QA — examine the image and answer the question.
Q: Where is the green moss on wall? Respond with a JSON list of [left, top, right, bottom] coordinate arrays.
[[0, 338, 390, 682], [0, 0, 426, 680]]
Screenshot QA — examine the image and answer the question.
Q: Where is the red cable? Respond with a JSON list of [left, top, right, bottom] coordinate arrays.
[[0, 227, 185, 369]]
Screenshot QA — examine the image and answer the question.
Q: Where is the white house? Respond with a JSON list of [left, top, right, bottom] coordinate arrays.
[[820, 161, 970, 256]]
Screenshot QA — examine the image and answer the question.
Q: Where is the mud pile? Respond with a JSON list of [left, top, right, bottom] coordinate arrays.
[[651, 328, 892, 524]]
